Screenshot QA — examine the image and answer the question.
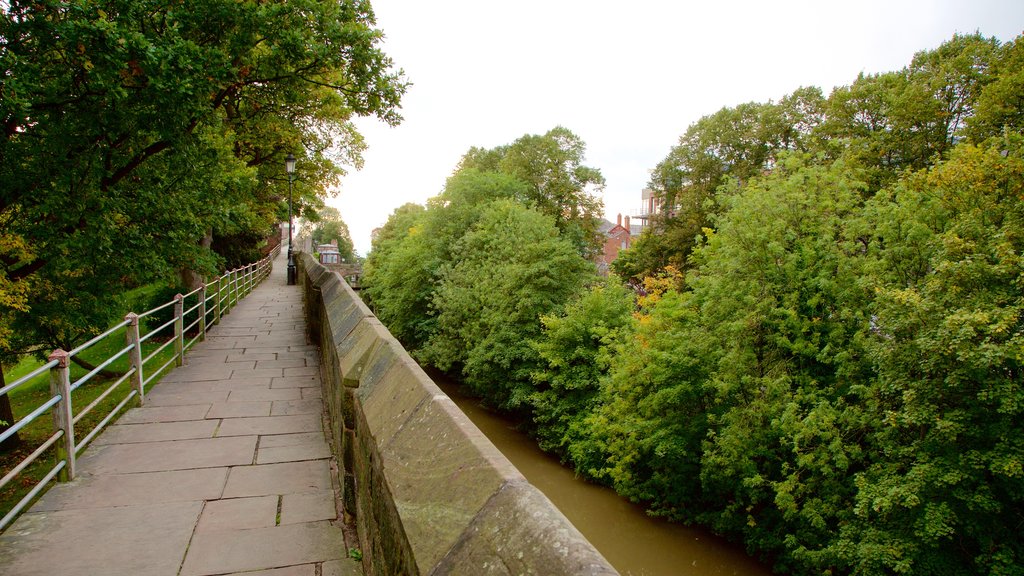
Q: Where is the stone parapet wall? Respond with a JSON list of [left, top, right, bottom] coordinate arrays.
[[298, 254, 617, 576]]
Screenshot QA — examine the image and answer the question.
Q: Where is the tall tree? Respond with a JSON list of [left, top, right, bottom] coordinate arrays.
[[0, 0, 405, 357], [421, 199, 593, 410], [459, 126, 605, 256]]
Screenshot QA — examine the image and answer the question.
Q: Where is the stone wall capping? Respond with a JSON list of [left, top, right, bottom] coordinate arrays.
[[298, 254, 618, 576]]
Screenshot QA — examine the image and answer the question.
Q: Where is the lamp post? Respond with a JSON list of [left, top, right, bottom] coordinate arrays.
[[286, 153, 296, 285]]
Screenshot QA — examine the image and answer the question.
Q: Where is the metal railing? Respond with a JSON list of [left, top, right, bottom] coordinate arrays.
[[0, 245, 281, 530]]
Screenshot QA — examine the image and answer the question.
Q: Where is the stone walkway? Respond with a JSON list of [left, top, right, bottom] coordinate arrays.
[[0, 251, 360, 576]]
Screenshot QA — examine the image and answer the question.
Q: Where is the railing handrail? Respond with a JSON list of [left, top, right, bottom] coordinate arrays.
[[0, 243, 282, 532]]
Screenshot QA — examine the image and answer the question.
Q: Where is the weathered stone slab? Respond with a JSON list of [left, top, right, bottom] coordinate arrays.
[[336, 319, 387, 385], [118, 404, 211, 423], [272, 375, 321, 388], [32, 468, 228, 511], [229, 566, 316, 576], [214, 375, 274, 387], [271, 399, 322, 416], [76, 436, 257, 474], [257, 442, 332, 464], [161, 363, 237, 382], [284, 366, 319, 377], [322, 559, 362, 576], [260, 432, 325, 448], [302, 387, 323, 399], [223, 460, 332, 498], [196, 495, 278, 532], [377, 395, 518, 573], [248, 334, 307, 348], [356, 355, 435, 449], [145, 389, 230, 407], [0, 501, 203, 576], [433, 481, 618, 575], [280, 491, 337, 525], [208, 377, 275, 391], [94, 419, 219, 444], [227, 387, 303, 403], [255, 358, 307, 369], [181, 521, 345, 576], [234, 367, 286, 379], [226, 352, 277, 362], [207, 401, 272, 418], [217, 414, 321, 437]]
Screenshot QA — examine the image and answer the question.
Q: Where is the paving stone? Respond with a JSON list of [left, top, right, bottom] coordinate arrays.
[[255, 358, 308, 369], [227, 387, 303, 402], [77, 436, 257, 474], [227, 352, 277, 362], [194, 337, 244, 350], [223, 460, 332, 498], [161, 363, 237, 382], [322, 559, 363, 576], [271, 399, 322, 416], [224, 566, 315, 576], [196, 495, 278, 532], [118, 404, 211, 424], [280, 491, 337, 525], [208, 377, 275, 391], [272, 375, 321, 388], [94, 419, 219, 444], [0, 501, 202, 576], [181, 521, 345, 576], [257, 442, 332, 464], [284, 366, 320, 377], [259, 432, 326, 448], [145, 389, 230, 406], [302, 387, 323, 399], [207, 401, 272, 418], [217, 414, 320, 437], [235, 367, 286, 379], [32, 468, 228, 511], [184, 350, 231, 361]]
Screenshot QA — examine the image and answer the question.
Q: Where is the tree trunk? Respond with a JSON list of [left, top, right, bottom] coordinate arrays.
[[0, 364, 22, 452], [179, 229, 214, 291], [69, 354, 123, 380]]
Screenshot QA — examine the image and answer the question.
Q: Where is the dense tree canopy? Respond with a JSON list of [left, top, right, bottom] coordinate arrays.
[[365, 32, 1024, 576], [0, 0, 406, 355]]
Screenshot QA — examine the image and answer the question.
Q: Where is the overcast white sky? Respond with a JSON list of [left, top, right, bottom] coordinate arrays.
[[328, 0, 1023, 256]]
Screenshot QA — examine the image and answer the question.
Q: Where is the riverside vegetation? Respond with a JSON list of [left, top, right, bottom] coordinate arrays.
[[362, 33, 1023, 576]]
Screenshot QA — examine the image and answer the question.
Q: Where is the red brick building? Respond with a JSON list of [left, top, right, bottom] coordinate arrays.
[[597, 214, 638, 274]]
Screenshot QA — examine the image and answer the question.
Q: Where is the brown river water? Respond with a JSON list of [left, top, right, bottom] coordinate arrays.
[[435, 378, 774, 576]]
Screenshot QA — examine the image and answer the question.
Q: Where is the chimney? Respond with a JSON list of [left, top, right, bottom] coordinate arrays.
[[624, 215, 630, 231], [616, 213, 622, 227]]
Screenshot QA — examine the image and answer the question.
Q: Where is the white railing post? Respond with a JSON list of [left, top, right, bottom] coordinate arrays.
[[198, 284, 207, 340], [174, 294, 184, 367], [213, 278, 223, 324], [48, 349, 75, 481], [125, 313, 145, 404]]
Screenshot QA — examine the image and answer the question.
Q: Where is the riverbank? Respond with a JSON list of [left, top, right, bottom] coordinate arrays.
[[434, 377, 772, 576]]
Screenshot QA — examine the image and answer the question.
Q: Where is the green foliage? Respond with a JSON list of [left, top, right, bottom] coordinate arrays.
[[421, 200, 593, 409], [529, 279, 634, 460], [308, 207, 355, 261], [836, 138, 1024, 576], [459, 127, 605, 257], [362, 170, 528, 348], [363, 32, 1024, 576], [0, 0, 406, 354]]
